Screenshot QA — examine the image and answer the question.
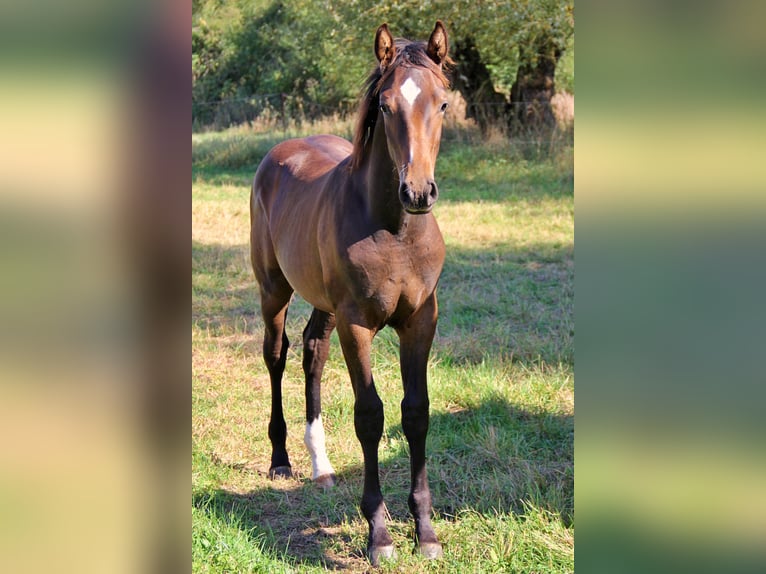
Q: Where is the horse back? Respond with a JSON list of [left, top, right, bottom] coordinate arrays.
[[253, 135, 350, 206]]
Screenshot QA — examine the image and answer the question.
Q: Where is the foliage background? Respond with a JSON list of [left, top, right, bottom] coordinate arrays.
[[192, 0, 574, 128]]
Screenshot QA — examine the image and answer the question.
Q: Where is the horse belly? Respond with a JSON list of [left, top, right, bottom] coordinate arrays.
[[272, 229, 335, 313], [283, 265, 335, 313]]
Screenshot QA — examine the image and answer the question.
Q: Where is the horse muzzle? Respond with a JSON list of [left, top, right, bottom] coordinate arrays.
[[399, 180, 439, 214]]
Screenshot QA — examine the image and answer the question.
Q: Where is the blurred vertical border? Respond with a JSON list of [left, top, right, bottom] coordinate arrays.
[[0, 1, 189, 573], [576, 1, 766, 572]]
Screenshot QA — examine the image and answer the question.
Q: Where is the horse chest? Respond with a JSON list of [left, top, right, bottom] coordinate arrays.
[[343, 233, 443, 321]]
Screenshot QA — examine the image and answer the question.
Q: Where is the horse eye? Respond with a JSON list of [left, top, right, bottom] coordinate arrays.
[[379, 103, 391, 115], [440, 101, 449, 113]]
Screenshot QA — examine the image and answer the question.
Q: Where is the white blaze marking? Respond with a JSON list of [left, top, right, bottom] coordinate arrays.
[[400, 77, 421, 107], [304, 415, 336, 480]]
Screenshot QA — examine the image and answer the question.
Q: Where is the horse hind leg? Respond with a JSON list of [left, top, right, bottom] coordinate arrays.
[[302, 308, 338, 489], [260, 284, 294, 479], [251, 181, 296, 479]]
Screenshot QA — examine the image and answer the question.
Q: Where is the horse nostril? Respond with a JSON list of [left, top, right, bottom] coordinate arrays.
[[428, 181, 439, 203], [399, 182, 411, 204], [399, 181, 437, 212]]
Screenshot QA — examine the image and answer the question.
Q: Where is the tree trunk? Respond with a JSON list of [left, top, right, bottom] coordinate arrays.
[[509, 37, 562, 136], [451, 37, 510, 135]]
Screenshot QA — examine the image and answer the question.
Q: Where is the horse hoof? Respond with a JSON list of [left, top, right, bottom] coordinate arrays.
[[268, 465, 292, 480], [368, 544, 396, 567], [315, 473, 336, 489], [418, 542, 443, 559]]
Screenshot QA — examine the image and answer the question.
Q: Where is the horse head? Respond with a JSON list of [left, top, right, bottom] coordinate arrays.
[[374, 22, 450, 214]]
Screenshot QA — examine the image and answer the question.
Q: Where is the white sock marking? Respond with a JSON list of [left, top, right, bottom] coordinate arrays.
[[304, 415, 336, 479], [401, 77, 421, 107]]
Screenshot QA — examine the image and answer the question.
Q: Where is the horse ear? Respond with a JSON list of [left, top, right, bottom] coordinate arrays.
[[375, 23, 396, 70], [427, 20, 448, 66]]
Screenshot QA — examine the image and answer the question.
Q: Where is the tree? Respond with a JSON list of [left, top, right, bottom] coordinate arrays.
[[191, 0, 574, 134], [450, 36, 510, 134], [444, 0, 574, 135], [330, 0, 574, 135], [509, 30, 564, 134], [506, 1, 573, 135]]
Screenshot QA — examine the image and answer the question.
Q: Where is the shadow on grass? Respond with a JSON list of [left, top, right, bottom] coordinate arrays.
[[438, 241, 573, 365], [193, 398, 572, 570], [193, 468, 365, 570]]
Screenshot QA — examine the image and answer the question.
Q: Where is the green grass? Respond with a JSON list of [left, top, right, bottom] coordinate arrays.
[[192, 123, 573, 572]]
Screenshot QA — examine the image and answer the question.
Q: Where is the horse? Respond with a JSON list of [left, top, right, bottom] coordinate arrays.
[[250, 21, 450, 565]]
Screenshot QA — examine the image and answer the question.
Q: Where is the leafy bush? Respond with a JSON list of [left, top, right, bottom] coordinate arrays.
[[192, 1, 574, 130]]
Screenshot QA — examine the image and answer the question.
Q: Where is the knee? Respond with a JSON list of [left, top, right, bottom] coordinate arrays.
[[302, 337, 317, 367], [354, 396, 384, 443], [303, 336, 317, 354], [263, 331, 289, 366], [401, 399, 430, 438]]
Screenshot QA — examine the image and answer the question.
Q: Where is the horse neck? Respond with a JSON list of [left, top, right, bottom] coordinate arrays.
[[358, 118, 410, 233]]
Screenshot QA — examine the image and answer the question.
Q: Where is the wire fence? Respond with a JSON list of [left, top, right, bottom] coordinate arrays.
[[192, 92, 574, 149], [192, 93, 360, 131]]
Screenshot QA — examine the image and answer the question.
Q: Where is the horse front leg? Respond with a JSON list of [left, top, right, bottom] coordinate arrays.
[[397, 293, 442, 559], [336, 316, 394, 566]]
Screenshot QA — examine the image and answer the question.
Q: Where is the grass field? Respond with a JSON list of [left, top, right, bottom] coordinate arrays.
[[192, 121, 574, 572]]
